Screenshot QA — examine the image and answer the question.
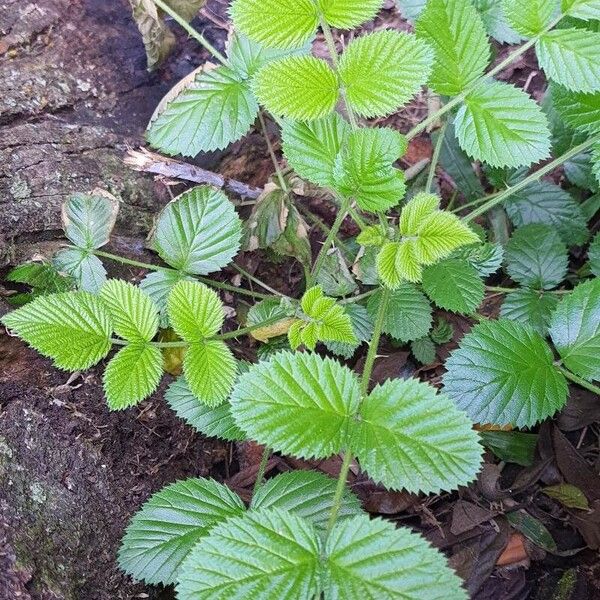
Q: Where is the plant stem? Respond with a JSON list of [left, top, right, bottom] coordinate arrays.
[[258, 110, 289, 192], [486, 286, 571, 295], [451, 190, 500, 214], [464, 135, 600, 222], [252, 446, 272, 496], [556, 365, 600, 396], [426, 121, 447, 193], [347, 204, 369, 231], [152, 0, 228, 64], [339, 289, 377, 304], [324, 451, 354, 535]]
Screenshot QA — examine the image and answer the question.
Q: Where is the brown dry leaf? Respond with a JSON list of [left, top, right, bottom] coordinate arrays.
[[159, 328, 185, 376], [496, 532, 529, 567], [166, 0, 205, 21], [250, 317, 296, 343], [450, 500, 496, 536]]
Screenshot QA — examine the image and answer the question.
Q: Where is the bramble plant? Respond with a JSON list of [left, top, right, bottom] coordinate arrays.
[[3, 0, 600, 597]]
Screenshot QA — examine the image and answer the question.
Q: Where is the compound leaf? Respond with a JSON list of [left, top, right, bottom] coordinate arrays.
[[231, 351, 361, 459], [500, 288, 559, 335], [377, 241, 422, 287], [118, 477, 245, 585], [549, 278, 600, 381], [325, 303, 374, 359], [415, 0, 491, 96], [443, 319, 568, 427], [103, 342, 163, 410], [562, 0, 600, 20], [53, 248, 107, 294], [338, 30, 433, 118], [455, 80, 552, 168], [153, 186, 242, 275], [253, 56, 339, 120], [139, 270, 190, 328], [319, 0, 385, 28], [503, 0, 558, 37], [61, 192, 118, 250], [1, 292, 112, 371], [352, 379, 482, 493]]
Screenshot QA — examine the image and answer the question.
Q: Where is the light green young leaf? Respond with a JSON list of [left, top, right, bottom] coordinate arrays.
[[324, 303, 373, 359], [455, 80, 552, 168], [229, 0, 318, 49], [338, 30, 433, 118], [165, 376, 245, 441], [415, 0, 491, 96], [118, 477, 245, 585], [167, 280, 224, 342], [551, 85, 600, 135], [184, 340, 237, 406], [411, 336, 437, 364], [139, 270, 190, 328], [153, 186, 242, 275], [443, 319, 568, 427], [103, 342, 163, 410], [356, 224, 389, 247], [231, 351, 361, 459], [100, 279, 159, 342], [62, 191, 119, 250], [253, 56, 339, 120], [1, 292, 112, 370], [147, 66, 258, 157], [536, 29, 600, 93], [562, 0, 600, 21], [367, 285, 433, 342], [325, 516, 468, 600], [251, 471, 363, 530], [503, 0, 559, 37], [590, 231, 600, 276], [319, 0, 385, 28], [352, 378, 482, 493], [177, 509, 321, 600], [422, 259, 485, 314], [53, 248, 107, 294], [549, 278, 600, 381], [376, 241, 422, 287], [500, 288, 559, 335], [504, 224, 568, 289], [399, 192, 440, 235]]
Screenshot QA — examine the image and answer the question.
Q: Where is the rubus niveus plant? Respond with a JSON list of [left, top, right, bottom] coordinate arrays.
[[3, 0, 600, 596]]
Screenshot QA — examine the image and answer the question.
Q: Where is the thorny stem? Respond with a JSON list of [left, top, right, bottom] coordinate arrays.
[[556, 365, 600, 396], [258, 110, 289, 193], [152, 0, 228, 65], [252, 446, 272, 496], [425, 121, 447, 193]]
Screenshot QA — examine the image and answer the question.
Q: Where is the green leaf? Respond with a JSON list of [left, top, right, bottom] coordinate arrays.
[[367, 285, 433, 342], [592, 141, 600, 186], [562, 0, 600, 22], [165, 376, 245, 441], [118, 477, 245, 585], [325, 303, 373, 359], [61, 192, 118, 250], [506, 510, 557, 552], [231, 351, 361, 459], [474, 0, 523, 44], [53, 248, 106, 294], [167, 280, 224, 342], [589, 231, 600, 276], [282, 113, 350, 188], [430, 317, 454, 343], [551, 85, 600, 135], [504, 224, 568, 289], [251, 471, 363, 530], [325, 515, 469, 600], [253, 56, 338, 120], [229, 0, 319, 50], [451, 242, 504, 277], [319, 0, 385, 28], [356, 224, 389, 248], [564, 151, 599, 191], [422, 259, 485, 314], [352, 378, 482, 493], [411, 336, 437, 364], [1, 292, 112, 370], [184, 340, 237, 406], [147, 66, 258, 157], [396, 0, 427, 21], [315, 248, 358, 297], [100, 280, 159, 342], [415, 0, 491, 96], [443, 319, 568, 427], [103, 343, 163, 410], [549, 278, 600, 381], [6, 262, 72, 305], [177, 508, 320, 599], [537, 28, 600, 93], [504, 180, 588, 246], [153, 186, 242, 275], [399, 192, 439, 234], [500, 289, 559, 335], [479, 430, 538, 466], [338, 30, 433, 118], [503, 0, 558, 37], [455, 80, 552, 168], [139, 270, 189, 328], [377, 241, 421, 287], [543, 483, 590, 510], [333, 127, 407, 213]]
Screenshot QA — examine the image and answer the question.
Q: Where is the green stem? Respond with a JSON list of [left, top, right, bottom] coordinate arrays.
[[486, 286, 571, 295], [347, 205, 369, 231], [152, 0, 228, 64], [451, 191, 500, 214], [426, 121, 447, 193], [556, 365, 600, 396], [252, 446, 272, 496], [324, 451, 354, 535], [258, 110, 289, 192], [464, 135, 600, 222], [339, 289, 377, 304]]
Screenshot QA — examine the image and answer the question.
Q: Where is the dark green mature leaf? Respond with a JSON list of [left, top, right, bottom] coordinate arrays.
[[415, 0, 491, 96], [315, 248, 358, 297], [118, 478, 245, 585], [549, 278, 600, 381], [443, 319, 568, 427], [1, 292, 112, 371], [451, 242, 504, 277], [500, 289, 559, 335], [251, 471, 363, 530], [551, 85, 600, 135], [507, 510, 557, 552], [590, 231, 600, 276], [176, 508, 321, 600], [411, 336, 437, 364], [147, 66, 258, 156], [352, 378, 482, 493], [504, 224, 568, 289], [53, 248, 107, 294], [6, 262, 72, 306], [368, 285, 433, 342], [564, 151, 599, 191], [165, 376, 245, 441], [324, 516, 468, 599], [479, 430, 538, 466], [231, 351, 361, 459], [62, 191, 118, 250], [422, 259, 485, 314], [153, 186, 242, 275]]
